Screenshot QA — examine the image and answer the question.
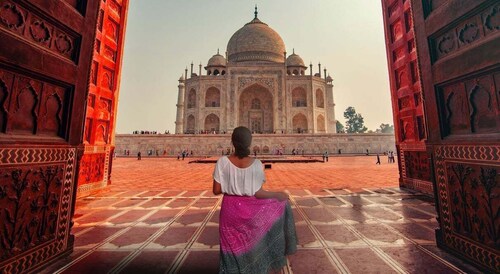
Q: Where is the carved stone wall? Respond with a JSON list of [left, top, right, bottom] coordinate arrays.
[[410, 0, 500, 271], [382, 0, 432, 194], [78, 0, 129, 198], [0, 0, 100, 272], [0, 148, 76, 273]]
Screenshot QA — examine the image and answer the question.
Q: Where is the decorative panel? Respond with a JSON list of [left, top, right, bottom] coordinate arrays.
[[0, 147, 76, 273], [411, 0, 500, 271], [78, 0, 129, 198], [434, 145, 499, 271], [0, 67, 70, 138], [78, 153, 105, 185], [0, 1, 80, 62], [381, 0, 432, 194], [430, 3, 500, 62], [403, 150, 431, 181], [437, 69, 500, 137]]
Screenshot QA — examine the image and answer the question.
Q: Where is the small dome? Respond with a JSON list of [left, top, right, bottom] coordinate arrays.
[[326, 75, 333, 81], [227, 10, 285, 63], [179, 75, 184, 81], [286, 51, 305, 67], [207, 52, 227, 67]]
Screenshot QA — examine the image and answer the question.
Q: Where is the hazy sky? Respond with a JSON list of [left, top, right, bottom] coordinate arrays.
[[116, 0, 392, 134]]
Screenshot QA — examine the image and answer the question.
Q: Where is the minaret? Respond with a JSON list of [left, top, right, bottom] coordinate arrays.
[[190, 62, 194, 76], [325, 74, 336, 133], [318, 62, 321, 76], [184, 67, 188, 80], [309, 62, 313, 76], [175, 75, 186, 134], [324, 68, 327, 80], [199, 63, 202, 76]]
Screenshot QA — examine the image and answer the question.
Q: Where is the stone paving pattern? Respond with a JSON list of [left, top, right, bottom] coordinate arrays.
[[44, 157, 480, 273]]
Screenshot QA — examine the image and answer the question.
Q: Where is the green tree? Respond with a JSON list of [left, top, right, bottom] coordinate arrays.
[[379, 123, 394, 133], [336, 121, 345, 133], [344, 107, 367, 133]]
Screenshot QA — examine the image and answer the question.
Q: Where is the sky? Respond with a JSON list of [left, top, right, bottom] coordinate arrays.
[[116, 0, 393, 134]]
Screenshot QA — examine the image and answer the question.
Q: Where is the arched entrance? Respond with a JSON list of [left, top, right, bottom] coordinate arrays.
[[292, 113, 308, 133], [239, 84, 273, 133], [186, 114, 195, 133], [317, 114, 326, 133], [204, 113, 220, 133]]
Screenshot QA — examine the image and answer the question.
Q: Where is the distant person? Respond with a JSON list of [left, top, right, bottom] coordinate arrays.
[[324, 151, 329, 162], [182, 151, 185, 160], [212, 126, 297, 273], [137, 151, 141, 160], [366, 149, 369, 156], [338, 149, 342, 155], [376, 153, 381, 165]]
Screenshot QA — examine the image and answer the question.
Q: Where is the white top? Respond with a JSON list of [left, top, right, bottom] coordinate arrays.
[[213, 156, 266, 196]]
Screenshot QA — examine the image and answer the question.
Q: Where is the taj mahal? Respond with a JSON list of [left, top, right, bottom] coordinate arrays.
[[174, 8, 337, 134]]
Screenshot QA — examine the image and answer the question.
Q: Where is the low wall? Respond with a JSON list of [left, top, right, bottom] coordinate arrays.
[[115, 133, 396, 156]]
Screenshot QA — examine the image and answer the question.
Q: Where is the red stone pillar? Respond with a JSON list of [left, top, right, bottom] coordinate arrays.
[[78, 0, 129, 198], [381, 0, 433, 194]]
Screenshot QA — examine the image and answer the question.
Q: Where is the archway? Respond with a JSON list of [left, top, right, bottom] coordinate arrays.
[[186, 114, 195, 133], [205, 87, 220, 107], [239, 84, 273, 133], [292, 113, 308, 133], [187, 89, 196, 108], [292, 87, 307, 107], [204, 113, 220, 133], [316, 89, 324, 108], [317, 114, 326, 133]]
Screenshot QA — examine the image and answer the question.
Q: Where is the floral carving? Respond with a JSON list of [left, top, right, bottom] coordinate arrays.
[[0, 3, 25, 29], [238, 77, 274, 90], [55, 34, 73, 54], [29, 20, 51, 43], [459, 23, 479, 44], [438, 34, 455, 54], [0, 165, 64, 259], [447, 163, 499, 248], [484, 5, 499, 31]]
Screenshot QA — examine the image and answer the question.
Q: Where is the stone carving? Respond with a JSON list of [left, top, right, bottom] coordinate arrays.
[[403, 151, 431, 181], [438, 34, 455, 54], [0, 2, 78, 61], [398, 96, 411, 110], [109, 0, 122, 16], [0, 165, 64, 260], [447, 163, 499, 249], [483, 4, 499, 32], [78, 153, 106, 185], [0, 147, 76, 273], [104, 46, 116, 61], [0, 68, 71, 137], [459, 23, 479, 44], [434, 145, 500, 270], [29, 20, 51, 43], [0, 2, 24, 29], [432, 2, 499, 60], [55, 34, 73, 54], [391, 20, 403, 42], [439, 70, 499, 136], [0, 79, 8, 132], [39, 91, 63, 136], [238, 77, 274, 90]]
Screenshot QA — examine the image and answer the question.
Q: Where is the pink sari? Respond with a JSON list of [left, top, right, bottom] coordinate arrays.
[[219, 195, 297, 273]]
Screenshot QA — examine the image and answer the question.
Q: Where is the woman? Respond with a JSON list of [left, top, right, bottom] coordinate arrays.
[[213, 126, 297, 274]]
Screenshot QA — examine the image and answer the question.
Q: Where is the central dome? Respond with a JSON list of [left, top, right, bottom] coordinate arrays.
[[227, 14, 286, 63]]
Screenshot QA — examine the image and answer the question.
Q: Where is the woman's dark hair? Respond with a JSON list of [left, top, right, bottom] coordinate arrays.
[[231, 126, 252, 159]]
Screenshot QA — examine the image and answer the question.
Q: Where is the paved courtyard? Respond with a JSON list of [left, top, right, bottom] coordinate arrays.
[[44, 156, 480, 273]]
